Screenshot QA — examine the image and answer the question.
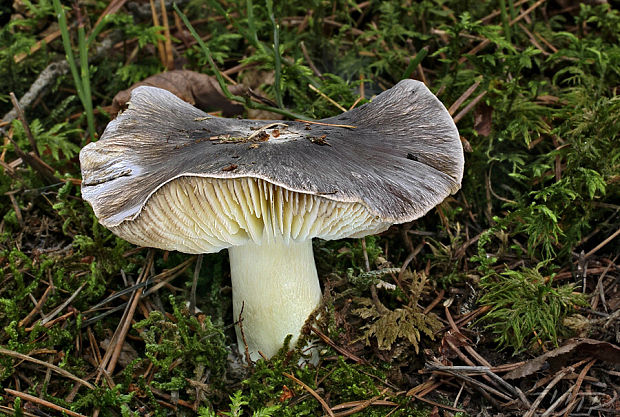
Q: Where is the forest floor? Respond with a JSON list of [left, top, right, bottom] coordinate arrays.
[[0, 0, 619, 416]]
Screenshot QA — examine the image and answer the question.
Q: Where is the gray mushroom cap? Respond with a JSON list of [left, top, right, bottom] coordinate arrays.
[[80, 80, 463, 253]]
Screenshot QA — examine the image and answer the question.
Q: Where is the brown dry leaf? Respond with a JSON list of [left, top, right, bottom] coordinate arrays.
[[505, 338, 620, 380], [111, 70, 246, 117], [474, 102, 492, 137]]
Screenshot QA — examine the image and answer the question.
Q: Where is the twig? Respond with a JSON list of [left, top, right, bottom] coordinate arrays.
[[0, 405, 39, 417], [310, 327, 365, 364], [563, 358, 597, 416], [1, 62, 68, 129], [238, 301, 252, 365], [411, 394, 466, 413], [149, 0, 167, 66], [541, 383, 574, 417], [300, 41, 322, 78], [584, 226, 620, 259], [283, 372, 335, 417], [524, 367, 570, 417], [458, 0, 547, 64], [39, 282, 86, 326], [6, 192, 23, 227], [159, 0, 174, 70], [189, 254, 202, 315], [0, 347, 94, 389], [448, 78, 482, 116], [9, 93, 39, 156], [2, 115, 57, 184], [19, 284, 53, 327], [5, 389, 88, 417], [332, 388, 390, 417], [96, 251, 154, 382], [453, 91, 487, 124]]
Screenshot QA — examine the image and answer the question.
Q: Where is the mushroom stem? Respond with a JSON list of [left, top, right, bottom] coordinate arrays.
[[228, 238, 321, 360]]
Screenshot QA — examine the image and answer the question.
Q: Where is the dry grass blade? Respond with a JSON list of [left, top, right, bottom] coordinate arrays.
[[295, 119, 356, 129], [308, 84, 347, 112], [9, 91, 41, 157], [0, 347, 94, 389], [283, 372, 335, 417]]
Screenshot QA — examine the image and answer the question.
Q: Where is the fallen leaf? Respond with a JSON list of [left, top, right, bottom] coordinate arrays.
[[505, 338, 620, 380], [474, 102, 492, 137], [111, 70, 246, 117]]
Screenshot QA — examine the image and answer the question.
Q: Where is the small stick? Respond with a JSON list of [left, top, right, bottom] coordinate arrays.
[[0, 405, 38, 417], [283, 372, 335, 417], [453, 91, 487, 124], [331, 399, 397, 411], [9, 92, 39, 156], [361, 237, 371, 272], [524, 367, 570, 417], [39, 281, 87, 326], [26, 310, 74, 331], [5, 389, 88, 417], [584, 226, 620, 259], [189, 254, 203, 315], [14, 30, 62, 64], [19, 284, 53, 327], [448, 78, 481, 116], [308, 84, 347, 112], [331, 388, 389, 417], [159, 0, 174, 70], [459, 0, 547, 64], [411, 394, 465, 413], [237, 301, 252, 365], [149, 0, 167, 66], [6, 192, 23, 227], [97, 251, 154, 382], [0, 347, 94, 389], [541, 384, 574, 417], [300, 41, 322, 78], [567, 358, 597, 410], [310, 327, 365, 364]]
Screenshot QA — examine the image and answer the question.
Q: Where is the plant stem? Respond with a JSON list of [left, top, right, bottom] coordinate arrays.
[[53, 0, 95, 140], [78, 25, 95, 140], [266, 0, 283, 108], [173, 3, 307, 120]]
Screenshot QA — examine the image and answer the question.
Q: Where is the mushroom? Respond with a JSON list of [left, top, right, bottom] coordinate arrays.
[[80, 79, 464, 360]]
